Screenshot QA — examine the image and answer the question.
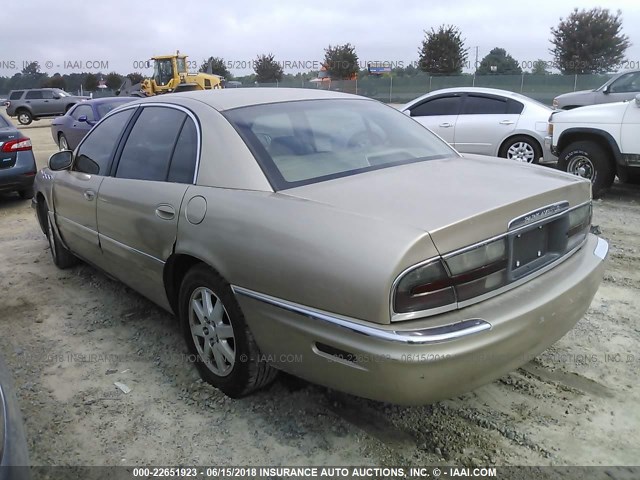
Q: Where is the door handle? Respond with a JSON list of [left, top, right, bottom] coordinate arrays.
[[83, 190, 95, 201], [439, 123, 453, 128], [155, 204, 175, 220], [499, 120, 515, 125]]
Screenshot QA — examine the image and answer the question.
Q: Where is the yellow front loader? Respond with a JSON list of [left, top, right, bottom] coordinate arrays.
[[118, 51, 223, 97]]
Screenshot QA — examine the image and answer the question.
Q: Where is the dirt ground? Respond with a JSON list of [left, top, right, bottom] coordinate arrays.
[[0, 114, 639, 469]]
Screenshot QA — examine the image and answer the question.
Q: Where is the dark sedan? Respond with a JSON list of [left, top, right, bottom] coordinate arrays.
[[0, 113, 36, 199], [50, 97, 133, 150]]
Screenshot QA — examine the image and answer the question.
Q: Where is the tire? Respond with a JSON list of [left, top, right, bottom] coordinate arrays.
[[42, 201, 77, 269], [17, 110, 32, 125], [18, 188, 33, 200], [557, 141, 615, 199], [58, 133, 69, 151], [179, 265, 277, 398], [499, 135, 542, 164]]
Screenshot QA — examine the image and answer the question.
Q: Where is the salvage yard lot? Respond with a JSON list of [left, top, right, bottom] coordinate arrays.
[[0, 117, 639, 467]]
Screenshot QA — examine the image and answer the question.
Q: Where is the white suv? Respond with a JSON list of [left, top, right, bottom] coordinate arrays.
[[547, 94, 640, 198]]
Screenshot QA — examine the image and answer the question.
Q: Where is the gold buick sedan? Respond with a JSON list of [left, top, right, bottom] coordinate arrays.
[[32, 89, 608, 405]]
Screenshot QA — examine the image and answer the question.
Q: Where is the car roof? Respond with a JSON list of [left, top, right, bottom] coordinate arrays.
[[132, 88, 369, 111], [418, 87, 527, 98], [80, 97, 134, 106], [402, 87, 547, 110]]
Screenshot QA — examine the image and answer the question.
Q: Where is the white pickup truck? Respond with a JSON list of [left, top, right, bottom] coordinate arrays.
[[547, 94, 640, 198]]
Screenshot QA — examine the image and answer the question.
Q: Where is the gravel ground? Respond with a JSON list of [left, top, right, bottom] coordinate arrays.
[[0, 117, 638, 470]]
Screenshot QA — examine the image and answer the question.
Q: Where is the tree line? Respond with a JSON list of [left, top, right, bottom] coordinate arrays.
[[0, 7, 631, 92]]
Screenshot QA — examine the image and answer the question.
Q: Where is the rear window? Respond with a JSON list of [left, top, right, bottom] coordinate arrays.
[[96, 100, 133, 118], [224, 99, 457, 190], [9, 91, 23, 100]]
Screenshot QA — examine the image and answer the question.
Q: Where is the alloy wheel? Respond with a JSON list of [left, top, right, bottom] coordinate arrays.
[[507, 141, 535, 163], [188, 287, 236, 377]]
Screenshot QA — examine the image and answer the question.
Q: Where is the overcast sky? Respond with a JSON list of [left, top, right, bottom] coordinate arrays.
[[1, 0, 639, 76]]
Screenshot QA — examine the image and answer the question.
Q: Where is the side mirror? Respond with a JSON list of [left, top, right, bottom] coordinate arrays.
[[602, 85, 610, 94], [48, 151, 73, 171], [636, 94, 640, 107], [78, 115, 88, 123], [52, 94, 61, 100]]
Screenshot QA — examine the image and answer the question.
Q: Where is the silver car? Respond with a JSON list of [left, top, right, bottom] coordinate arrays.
[[33, 89, 607, 405], [553, 70, 640, 110], [402, 87, 556, 164]]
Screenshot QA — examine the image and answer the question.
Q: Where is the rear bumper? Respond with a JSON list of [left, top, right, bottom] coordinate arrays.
[[235, 234, 607, 405], [0, 172, 35, 193], [0, 151, 37, 194]]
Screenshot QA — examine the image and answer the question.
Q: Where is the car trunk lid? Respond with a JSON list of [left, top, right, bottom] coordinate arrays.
[[283, 155, 590, 254]]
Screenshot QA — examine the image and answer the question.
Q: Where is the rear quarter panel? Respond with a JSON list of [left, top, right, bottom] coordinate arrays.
[[175, 186, 437, 324]]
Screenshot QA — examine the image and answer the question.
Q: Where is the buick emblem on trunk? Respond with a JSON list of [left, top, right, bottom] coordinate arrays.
[[508, 201, 570, 230]]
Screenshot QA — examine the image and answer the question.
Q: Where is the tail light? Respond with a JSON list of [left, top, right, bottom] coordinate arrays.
[[566, 203, 592, 251], [394, 260, 456, 313], [394, 239, 508, 314], [393, 203, 592, 316], [3, 101, 9, 107], [1, 138, 32, 152]]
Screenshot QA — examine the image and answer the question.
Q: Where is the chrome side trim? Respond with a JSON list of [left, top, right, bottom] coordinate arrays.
[[98, 233, 165, 265], [231, 285, 491, 344], [0, 384, 7, 458], [594, 237, 609, 260]]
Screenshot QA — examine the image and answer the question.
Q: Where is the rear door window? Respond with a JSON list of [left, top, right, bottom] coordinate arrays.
[[25, 90, 43, 100], [115, 106, 186, 181], [167, 118, 198, 184], [461, 95, 508, 114]]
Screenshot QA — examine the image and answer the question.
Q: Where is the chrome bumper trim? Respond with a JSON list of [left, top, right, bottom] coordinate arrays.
[[594, 237, 609, 260], [231, 285, 492, 344]]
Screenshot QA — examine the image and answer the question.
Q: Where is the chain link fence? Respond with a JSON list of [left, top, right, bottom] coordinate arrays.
[[242, 74, 614, 106]]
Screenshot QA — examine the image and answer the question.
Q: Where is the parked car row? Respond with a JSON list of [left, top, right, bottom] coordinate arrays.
[[32, 88, 607, 405]]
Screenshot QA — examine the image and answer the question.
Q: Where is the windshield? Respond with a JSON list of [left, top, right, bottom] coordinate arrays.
[[176, 57, 187, 73], [225, 99, 458, 190], [54, 89, 72, 97], [96, 99, 134, 118], [153, 59, 174, 86]]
